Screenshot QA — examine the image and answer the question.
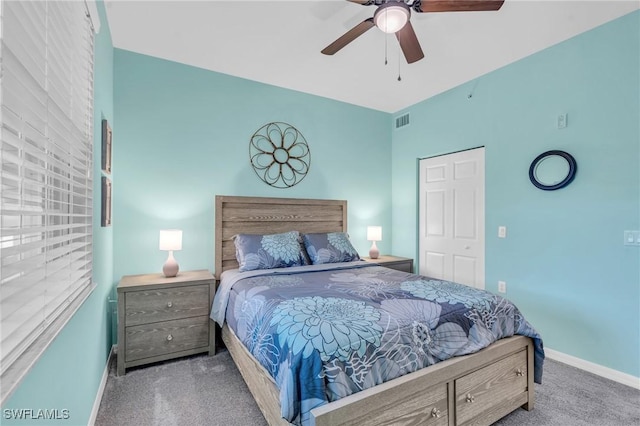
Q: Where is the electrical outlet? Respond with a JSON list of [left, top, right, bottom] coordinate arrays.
[[498, 281, 506, 293], [498, 226, 507, 238]]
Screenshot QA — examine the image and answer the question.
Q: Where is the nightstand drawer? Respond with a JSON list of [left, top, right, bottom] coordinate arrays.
[[125, 284, 210, 326], [384, 261, 412, 273], [125, 316, 210, 362], [455, 349, 528, 424], [362, 255, 413, 273]]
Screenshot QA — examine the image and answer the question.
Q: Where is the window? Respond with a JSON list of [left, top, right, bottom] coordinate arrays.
[[0, 1, 95, 403]]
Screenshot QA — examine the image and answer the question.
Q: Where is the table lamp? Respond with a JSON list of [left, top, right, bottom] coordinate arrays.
[[367, 226, 382, 259], [159, 229, 182, 277]]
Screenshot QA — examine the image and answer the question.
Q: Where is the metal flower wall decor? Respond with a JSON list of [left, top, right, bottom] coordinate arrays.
[[249, 122, 311, 188]]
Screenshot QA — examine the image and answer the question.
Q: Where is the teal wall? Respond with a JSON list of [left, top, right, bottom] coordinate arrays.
[[1, 1, 115, 424], [391, 11, 640, 377], [112, 50, 392, 282]]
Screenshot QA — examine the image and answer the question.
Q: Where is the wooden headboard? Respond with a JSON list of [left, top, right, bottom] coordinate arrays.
[[215, 196, 347, 278]]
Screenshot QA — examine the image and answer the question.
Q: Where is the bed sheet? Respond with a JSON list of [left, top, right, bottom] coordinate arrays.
[[211, 262, 544, 425]]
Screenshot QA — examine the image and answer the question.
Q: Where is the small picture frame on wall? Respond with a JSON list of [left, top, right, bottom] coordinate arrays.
[[102, 119, 112, 174], [101, 176, 112, 227]]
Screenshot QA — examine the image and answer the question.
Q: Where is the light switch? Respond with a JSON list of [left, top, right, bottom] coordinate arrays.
[[624, 230, 640, 246], [498, 226, 507, 238], [626, 231, 635, 244], [557, 113, 568, 129]]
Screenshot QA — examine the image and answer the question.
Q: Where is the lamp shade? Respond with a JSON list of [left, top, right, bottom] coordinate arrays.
[[367, 226, 382, 242], [159, 229, 182, 251], [374, 3, 410, 34]]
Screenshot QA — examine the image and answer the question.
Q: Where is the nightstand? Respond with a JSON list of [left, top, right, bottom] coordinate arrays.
[[362, 255, 414, 273], [117, 269, 216, 376]]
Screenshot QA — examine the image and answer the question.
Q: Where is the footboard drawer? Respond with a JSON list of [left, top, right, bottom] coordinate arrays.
[[455, 349, 528, 425], [311, 380, 449, 426]]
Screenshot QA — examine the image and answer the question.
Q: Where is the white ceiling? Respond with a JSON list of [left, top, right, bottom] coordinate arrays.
[[104, 1, 638, 113]]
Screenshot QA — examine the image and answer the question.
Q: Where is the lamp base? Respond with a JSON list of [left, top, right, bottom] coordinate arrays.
[[369, 241, 379, 259], [163, 251, 179, 278]]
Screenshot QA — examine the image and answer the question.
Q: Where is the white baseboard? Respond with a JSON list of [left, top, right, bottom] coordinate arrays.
[[545, 347, 640, 390], [88, 345, 115, 426]]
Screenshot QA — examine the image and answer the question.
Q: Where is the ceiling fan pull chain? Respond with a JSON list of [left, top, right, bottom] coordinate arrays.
[[385, 34, 388, 65], [398, 49, 402, 81]]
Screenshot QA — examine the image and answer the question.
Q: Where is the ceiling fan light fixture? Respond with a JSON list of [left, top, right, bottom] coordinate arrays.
[[374, 2, 410, 34]]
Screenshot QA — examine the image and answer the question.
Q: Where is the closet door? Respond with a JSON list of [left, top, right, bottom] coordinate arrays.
[[418, 148, 485, 288]]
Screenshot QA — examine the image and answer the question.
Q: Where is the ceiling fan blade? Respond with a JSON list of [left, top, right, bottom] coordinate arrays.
[[321, 18, 375, 55], [347, 0, 373, 4], [417, 0, 505, 13], [395, 21, 424, 64]]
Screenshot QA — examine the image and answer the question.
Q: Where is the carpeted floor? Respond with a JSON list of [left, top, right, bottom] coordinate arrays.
[[96, 350, 640, 426]]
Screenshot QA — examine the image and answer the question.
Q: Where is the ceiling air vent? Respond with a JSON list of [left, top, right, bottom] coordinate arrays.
[[395, 113, 410, 129]]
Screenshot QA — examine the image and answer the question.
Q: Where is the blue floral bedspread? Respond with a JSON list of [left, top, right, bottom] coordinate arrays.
[[211, 262, 544, 425]]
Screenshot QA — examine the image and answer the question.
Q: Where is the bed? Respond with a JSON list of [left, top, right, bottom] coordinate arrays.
[[212, 195, 544, 426]]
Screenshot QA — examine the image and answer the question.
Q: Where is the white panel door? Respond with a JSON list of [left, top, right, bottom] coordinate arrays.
[[418, 148, 485, 288]]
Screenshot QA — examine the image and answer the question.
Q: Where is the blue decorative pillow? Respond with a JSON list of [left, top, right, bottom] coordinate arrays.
[[234, 231, 305, 271], [302, 232, 360, 265]]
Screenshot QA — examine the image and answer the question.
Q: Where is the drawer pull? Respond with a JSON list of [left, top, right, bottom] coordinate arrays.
[[167, 301, 173, 308], [430, 407, 441, 418], [166, 334, 173, 341], [466, 393, 475, 403], [516, 368, 525, 376]]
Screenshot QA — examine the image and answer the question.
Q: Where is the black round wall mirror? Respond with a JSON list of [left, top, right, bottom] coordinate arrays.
[[529, 150, 577, 191]]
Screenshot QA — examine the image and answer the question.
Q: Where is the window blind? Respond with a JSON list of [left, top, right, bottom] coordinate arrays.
[[0, 0, 94, 402]]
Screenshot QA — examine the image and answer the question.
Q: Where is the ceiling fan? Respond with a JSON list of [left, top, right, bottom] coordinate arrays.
[[321, 0, 505, 64]]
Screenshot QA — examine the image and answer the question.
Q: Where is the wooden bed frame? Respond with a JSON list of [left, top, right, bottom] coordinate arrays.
[[214, 195, 535, 426]]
